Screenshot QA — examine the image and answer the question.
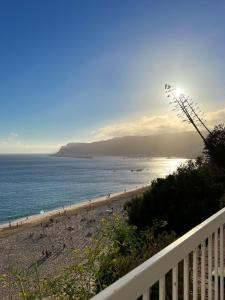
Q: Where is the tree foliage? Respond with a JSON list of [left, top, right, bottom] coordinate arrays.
[[204, 124, 225, 169], [125, 159, 225, 235]]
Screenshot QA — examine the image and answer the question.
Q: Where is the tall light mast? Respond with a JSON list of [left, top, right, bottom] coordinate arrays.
[[165, 84, 211, 143]]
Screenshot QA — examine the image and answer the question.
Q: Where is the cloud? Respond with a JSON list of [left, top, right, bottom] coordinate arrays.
[[10, 132, 19, 138], [0, 108, 224, 153], [0, 132, 21, 145], [92, 108, 225, 140], [206, 108, 225, 126]]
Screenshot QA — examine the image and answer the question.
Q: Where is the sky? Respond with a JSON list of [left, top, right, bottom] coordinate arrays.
[[0, 0, 225, 153]]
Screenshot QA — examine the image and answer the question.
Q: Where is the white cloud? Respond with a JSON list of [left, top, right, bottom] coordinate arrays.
[[0, 108, 224, 153], [10, 132, 19, 138], [206, 108, 225, 126], [92, 108, 225, 140], [0, 132, 20, 145]]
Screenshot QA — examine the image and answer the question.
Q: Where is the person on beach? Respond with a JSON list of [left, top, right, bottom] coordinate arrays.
[[45, 250, 52, 257]]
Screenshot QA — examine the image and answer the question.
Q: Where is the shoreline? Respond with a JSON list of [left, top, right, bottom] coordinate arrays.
[[0, 184, 149, 234], [0, 184, 149, 299]]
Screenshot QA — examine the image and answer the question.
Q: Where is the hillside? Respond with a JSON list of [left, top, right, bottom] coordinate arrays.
[[55, 132, 204, 158]]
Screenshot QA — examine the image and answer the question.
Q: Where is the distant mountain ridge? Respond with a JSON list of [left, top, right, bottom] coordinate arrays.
[[55, 132, 204, 158]]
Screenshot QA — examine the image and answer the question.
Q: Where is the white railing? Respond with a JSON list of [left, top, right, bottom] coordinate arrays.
[[92, 207, 225, 300]]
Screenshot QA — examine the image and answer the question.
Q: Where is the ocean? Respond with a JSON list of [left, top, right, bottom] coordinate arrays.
[[0, 155, 186, 224]]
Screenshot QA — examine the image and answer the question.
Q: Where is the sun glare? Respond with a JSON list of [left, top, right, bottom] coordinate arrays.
[[173, 87, 185, 97]]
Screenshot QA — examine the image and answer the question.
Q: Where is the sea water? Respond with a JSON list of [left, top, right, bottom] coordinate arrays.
[[0, 155, 186, 223]]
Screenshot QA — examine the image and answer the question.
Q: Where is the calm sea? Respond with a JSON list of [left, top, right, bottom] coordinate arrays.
[[0, 155, 186, 224]]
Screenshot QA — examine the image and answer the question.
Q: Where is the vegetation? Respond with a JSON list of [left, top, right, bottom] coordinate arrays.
[[125, 158, 225, 235], [4, 124, 225, 299], [204, 124, 225, 169], [4, 215, 175, 299], [125, 124, 225, 235]]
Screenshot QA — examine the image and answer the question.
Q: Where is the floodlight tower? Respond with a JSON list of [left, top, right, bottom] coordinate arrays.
[[165, 84, 211, 143]]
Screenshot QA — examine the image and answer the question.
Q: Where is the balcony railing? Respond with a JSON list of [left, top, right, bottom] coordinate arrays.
[[92, 207, 225, 300]]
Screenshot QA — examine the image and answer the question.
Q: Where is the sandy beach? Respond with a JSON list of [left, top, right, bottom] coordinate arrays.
[[0, 186, 148, 299]]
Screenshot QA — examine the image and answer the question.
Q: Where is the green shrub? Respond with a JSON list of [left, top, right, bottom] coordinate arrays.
[[95, 216, 175, 293], [125, 159, 225, 235], [204, 124, 225, 169]]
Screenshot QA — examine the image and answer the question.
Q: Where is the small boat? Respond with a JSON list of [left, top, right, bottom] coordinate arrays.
[[131, 168, 143, 172]]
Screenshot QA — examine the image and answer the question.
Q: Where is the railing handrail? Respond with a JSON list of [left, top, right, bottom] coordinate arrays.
[[92, 207, 225, 300]]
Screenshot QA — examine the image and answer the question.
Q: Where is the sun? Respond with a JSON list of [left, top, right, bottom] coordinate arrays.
[[173, 87, 185, 97]]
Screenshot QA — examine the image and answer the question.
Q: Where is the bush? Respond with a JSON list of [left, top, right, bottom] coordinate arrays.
[[125, 159, 225, 235], [95, 217, 175, 293], [204, 124, 225, 169]]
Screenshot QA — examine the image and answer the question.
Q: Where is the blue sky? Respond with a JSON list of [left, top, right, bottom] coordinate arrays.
[[0, 0, 225, 153]]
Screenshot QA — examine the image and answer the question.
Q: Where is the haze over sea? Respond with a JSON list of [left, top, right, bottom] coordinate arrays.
[[0, 155, 186, 224]]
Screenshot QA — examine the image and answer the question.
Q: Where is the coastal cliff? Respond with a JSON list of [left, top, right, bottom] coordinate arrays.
[[55, 131, 203, 158]]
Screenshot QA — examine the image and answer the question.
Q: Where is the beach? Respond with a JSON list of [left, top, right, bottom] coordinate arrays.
[[0, 186, 148, 299], [0, 185, 146, 232]]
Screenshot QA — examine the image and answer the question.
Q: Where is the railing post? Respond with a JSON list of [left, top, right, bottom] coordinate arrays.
[[159, 276, 165, 300], [208, 235, 212, 300], [142, 289, 150, 300], [193, 248, 198, 300], [201, 241, 205, 300], [215, 230, 219, 300], [183, 255, 189, 300], [172, 265, 178, 300], [220, 225, 224, 300]]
